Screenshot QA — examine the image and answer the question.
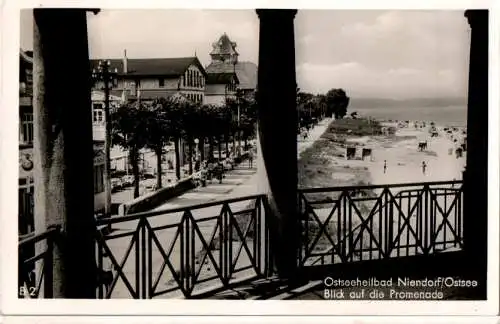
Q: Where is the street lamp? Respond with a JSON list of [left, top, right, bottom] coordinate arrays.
[[194, 138, 200, 167], [235, 87, 241, 157], [92, 60, 118, 219]]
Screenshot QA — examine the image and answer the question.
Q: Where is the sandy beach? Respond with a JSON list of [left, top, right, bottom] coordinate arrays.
[[353, 123, 466, 186], [299, 118, 467, 263]]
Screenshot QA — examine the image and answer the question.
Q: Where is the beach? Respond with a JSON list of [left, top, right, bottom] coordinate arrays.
[[299, 119, 466, 191], [299, 118, 467, 262], [351, 123, 466, 186]]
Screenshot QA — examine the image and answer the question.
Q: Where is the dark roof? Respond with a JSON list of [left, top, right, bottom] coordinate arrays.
[[210, 33, 238, 56], [206, 61, 257, 90], [206, 72, 239, 85], [90, 57, 207, 77]]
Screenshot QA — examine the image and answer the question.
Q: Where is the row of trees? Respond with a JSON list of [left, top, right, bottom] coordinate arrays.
[[109, 87, 349, 198], [110, 92, 257, 198], [297, 87, 351, 131]]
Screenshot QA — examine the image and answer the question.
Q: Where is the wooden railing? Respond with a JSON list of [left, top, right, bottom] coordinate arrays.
[[298, 180, 463, 267], [18, 225, 60, 298], [18, 181, 464, 298], [94, 194, 271, 298]]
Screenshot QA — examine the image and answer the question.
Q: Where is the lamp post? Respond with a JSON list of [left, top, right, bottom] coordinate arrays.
[[235, 87, 241, 157], [194, 138, 200, 159], [92, 60, 118, 219]]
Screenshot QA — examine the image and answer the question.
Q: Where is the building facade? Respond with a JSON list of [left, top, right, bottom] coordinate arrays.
[[91, 90, 122, 141], [204, 72, 239, 106], [205, 33, 258, 98], [90, 54, 207, 104]]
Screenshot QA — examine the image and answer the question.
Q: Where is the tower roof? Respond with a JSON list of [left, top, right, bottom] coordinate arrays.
[[210, 33, 239, 57]]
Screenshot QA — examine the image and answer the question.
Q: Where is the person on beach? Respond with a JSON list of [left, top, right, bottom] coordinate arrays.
[[422, 161, 427, 175], [383, 160, 387, 174]]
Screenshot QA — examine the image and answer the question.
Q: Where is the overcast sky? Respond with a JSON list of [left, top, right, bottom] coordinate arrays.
[[20, 9, 470, 99]]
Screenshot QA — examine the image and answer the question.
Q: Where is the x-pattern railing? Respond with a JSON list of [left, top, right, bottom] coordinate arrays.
[[18, 181, 465, 298], [18, 225, 60, 298], [95, 194, 271, 298], [299, 180, 463, 266]]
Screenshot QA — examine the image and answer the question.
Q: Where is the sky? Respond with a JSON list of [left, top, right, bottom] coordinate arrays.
[[20, 9, 471, 99]]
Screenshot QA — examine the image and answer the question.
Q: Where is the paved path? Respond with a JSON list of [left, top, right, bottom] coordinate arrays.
[[297, 118, 332, 156]]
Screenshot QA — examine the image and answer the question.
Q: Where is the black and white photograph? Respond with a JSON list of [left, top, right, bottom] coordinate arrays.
[[5, 3, 493, 313]]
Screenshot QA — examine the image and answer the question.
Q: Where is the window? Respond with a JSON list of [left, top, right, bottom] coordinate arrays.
[[94, 164, 104, 194], [159, 78, 165, 87], [93, 103, 104, 124], [182, 75, 186, 87], [20, 113, 34, 144]]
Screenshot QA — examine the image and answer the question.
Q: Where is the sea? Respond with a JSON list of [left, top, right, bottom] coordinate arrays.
[[351, 105, 467, 127]]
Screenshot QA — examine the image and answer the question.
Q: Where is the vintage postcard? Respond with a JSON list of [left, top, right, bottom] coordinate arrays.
[[1, 0, 498, 317]]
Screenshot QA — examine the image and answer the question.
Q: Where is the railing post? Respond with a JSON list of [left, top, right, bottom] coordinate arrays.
[[42, 227, 57, 298], [255, 9, 300, 281], [140, 218, 147, 299], [33, 9, 97, 298]]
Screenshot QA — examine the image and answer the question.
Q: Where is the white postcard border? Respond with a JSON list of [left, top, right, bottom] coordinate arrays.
[[1, 0, 498, 317]]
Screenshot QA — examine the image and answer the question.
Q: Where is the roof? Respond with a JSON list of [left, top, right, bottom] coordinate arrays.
[[210, 33, 238, 56], [206, 72, 239, 85], [90, 57, 207, 77], [205, 61, 257, 90]]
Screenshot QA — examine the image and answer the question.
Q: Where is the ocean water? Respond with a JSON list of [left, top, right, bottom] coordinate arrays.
[[351, 105, 467, 127]]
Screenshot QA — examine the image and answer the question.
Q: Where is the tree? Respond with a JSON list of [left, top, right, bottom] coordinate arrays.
[[228, 90, 257, 152], [325, 88, 350, 119], [150, 96, 185, 181], [181, 102, 204, 175], [111, 101, 151, 198], [147, 98, 174, 189]]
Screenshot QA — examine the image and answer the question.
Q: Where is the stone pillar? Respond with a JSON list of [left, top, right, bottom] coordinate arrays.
[[463, 10, 488, 276], [255, 9, 299, 280], [33, 9, 97, 298]]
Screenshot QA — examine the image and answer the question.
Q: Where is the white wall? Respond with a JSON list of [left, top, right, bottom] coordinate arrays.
[[204, 94, 226, 106], [93, 125, 105, 142]]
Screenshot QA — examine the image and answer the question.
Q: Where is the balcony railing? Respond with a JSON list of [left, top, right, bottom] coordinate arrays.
[[94, 194, 271, 298], [18, 225, 60, 298], [18, 181, 464, 298], [299, 180, 463, 267]]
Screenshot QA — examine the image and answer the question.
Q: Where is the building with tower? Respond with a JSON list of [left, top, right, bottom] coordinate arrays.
[[205, 33, 258, 100]]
